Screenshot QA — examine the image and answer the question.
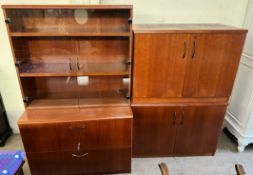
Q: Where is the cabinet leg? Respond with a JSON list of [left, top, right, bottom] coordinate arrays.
[[237, 139, 247, 153]]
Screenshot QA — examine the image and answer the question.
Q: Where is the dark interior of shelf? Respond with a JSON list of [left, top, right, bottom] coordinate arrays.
[[21, 76, 130, 108], [6, 9, 131, 35]]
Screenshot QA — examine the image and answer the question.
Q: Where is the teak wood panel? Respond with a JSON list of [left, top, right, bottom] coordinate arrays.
[[133, 33, 189, 98], [173, 105, 226, 155], [183, 33, 246, 98], [133, 32, 246, 99], [19, 118, 132, 152], [13, 37, 129, 64], [132, 105, 226, 157], [132, 106, 178, 157], [26, 148, 131, 175]]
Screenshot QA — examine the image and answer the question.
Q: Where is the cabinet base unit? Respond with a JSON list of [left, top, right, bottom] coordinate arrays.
[[18, 107, 133, 175], [132, 102, 227, 157]]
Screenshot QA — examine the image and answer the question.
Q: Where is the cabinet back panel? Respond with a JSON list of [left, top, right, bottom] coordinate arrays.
[[6, 9, 131, 33], [12, 37, 76, 63], [12, 37, 129, 64], [20, 76, 128, 99], [77, 37, 129, 64]]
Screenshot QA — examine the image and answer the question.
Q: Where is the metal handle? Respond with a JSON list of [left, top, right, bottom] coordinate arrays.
[[71, 142, 88, 158], [77, 57, 80, 70], [69, 58, 72, 70], [72, 153, 88, 158], [182, 42, 187, 59], [191, 40, 196, 59], [173, 112, 177, 125], [181, 111, 185, 125]]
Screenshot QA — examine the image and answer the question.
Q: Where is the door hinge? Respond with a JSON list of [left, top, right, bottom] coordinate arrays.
[[23, 96, 30, 104], [5, 18, 11, 24], [15, 60, 22, 67], [128, 18, 132, 24], [126, 60, 132, 65]]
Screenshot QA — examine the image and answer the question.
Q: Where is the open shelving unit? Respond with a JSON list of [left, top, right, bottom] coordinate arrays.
[[4, 5, 133, 109]]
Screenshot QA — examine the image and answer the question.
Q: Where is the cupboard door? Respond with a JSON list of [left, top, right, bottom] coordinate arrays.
[[132, 106, 178, 157], [173, 105, 226, 155], [183, 33, 246, 97], [133, 34, 189, 98]]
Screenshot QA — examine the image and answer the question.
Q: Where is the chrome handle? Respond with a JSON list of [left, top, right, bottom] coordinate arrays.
[[72, 153, 88, 158], [77, 57, 80, 70], [181, 111, 185, 125], [173, 112, 177, 125], [69, 58, 72, 70], [191, 40, 196, 59], [182, 42, 187, 59], [71, 142, 88, 158]]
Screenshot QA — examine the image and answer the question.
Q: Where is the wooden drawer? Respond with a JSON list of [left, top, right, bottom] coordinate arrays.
[[27, 148, 131, 175], [20, 118, 132, 152]]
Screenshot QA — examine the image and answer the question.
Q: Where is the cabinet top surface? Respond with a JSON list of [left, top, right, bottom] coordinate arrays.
[[133, 24, 247, 33], [18, 107, 133, 125], [2, 4, 133, 9]]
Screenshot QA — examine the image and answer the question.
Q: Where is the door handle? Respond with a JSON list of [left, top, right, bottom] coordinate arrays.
[[72, 153, 88, 158], [191, 40, 196, 59], [69, 58, 72, 71], [181, 111, 185, 125], [77, 57, 80, 70], [71, 142, 89, 158], [182, 42, 187, 59], [173, 112, 177, 125]]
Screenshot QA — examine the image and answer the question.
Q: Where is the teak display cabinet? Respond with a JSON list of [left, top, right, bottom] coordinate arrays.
[[3, 5, 133, 175], [3, 5, 133, 109]]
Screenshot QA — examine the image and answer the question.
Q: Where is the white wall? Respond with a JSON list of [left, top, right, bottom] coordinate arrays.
[[0, 0, 249, 133]]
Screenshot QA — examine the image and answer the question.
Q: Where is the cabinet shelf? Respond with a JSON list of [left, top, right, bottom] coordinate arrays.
[[27, 97, 129, 110], [19, 62, 129, 77], [10, 32, 131, 37]]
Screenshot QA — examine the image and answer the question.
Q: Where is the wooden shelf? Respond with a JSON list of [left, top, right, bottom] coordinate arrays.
[[11, 32, 131, 37], [19, 63, 76, 77], [27, 97, 129, 110], [27, 99, 79, 110], [77, 63, 129, 76], [79, 97, 129, 108], [19, 62, 129, 77]]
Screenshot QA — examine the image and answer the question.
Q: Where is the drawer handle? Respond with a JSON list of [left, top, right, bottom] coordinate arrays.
[[69, 125, 85, 130], [72, 153, 88, 158]]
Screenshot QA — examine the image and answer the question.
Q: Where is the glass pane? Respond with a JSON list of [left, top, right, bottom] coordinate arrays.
[[6, 9, 131, 35]]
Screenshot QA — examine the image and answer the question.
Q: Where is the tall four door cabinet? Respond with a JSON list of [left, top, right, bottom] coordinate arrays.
[[3, 5, 133, 175], [132, 24, 247, 157]]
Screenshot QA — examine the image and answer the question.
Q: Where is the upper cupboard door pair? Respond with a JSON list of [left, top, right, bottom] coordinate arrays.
[[133, 33, 246, 98]]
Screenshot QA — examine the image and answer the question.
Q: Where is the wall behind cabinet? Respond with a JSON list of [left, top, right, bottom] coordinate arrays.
[[0, 0, 249, 133]]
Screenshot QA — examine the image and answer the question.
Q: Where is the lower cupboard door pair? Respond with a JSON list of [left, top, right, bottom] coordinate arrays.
[[132, 105, 226, 156]]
